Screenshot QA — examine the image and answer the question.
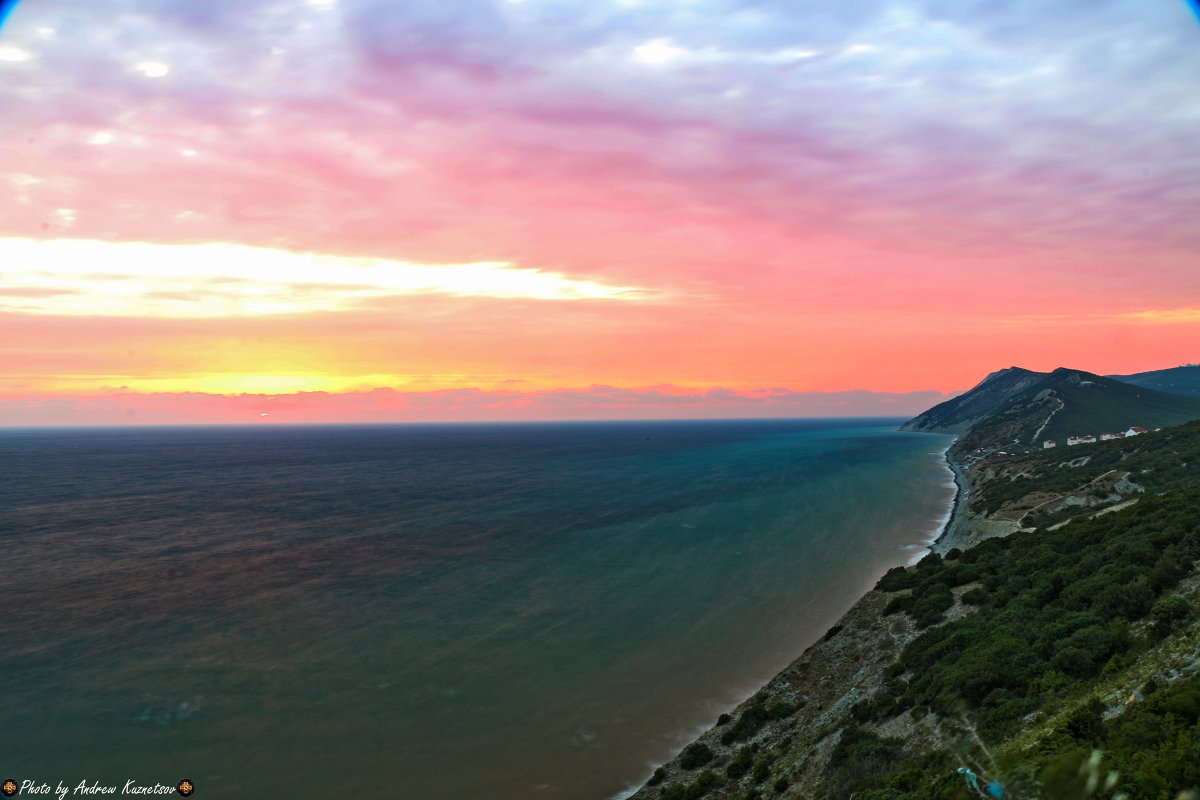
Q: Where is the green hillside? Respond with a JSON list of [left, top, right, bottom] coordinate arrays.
[[967, 418, 1200, 525], [841, 479, 1200, 800], [942, 369, 1200, 456], [1110, 366, 1200, 398], [1039, 377, 1200, 444]]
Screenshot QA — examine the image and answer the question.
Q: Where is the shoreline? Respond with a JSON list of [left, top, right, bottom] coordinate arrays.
[[622, 431, 966, 799], [929, 436, 969, 554]]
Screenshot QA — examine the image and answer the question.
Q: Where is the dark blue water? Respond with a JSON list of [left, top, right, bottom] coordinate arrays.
[[0, 419, 953, 799]]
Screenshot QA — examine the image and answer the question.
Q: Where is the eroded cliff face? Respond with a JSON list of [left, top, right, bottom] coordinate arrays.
[[627, 584, 980, 800]]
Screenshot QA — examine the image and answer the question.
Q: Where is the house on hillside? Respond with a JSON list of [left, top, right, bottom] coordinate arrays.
[[1067, 435, 1098, 446], [1043, 440, 1057, 449], [1125, 427, 1148, 437], [1100, 432, 1121, 441]]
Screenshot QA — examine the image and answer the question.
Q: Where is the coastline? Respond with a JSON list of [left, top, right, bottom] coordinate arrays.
[[624, 409, 1200, 800], [623, 431, 966, 799], [929, 437, 969, 554]]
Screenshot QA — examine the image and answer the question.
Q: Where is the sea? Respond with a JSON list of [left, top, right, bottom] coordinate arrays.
[[0, 418, 954, 799]]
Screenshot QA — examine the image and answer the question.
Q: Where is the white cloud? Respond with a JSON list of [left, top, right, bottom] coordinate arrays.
[[133, 61, 171, 78], [769, 48, 820, 61], [633, 38, 687, 65], [0, 45, 33, 62], [0, 238, 662, 318]]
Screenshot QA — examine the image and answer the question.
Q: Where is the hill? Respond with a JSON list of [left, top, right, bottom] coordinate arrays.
[[898, 367, 1048, 435], [1110, 365, 1200, 398], [902, 367, 1200, 457]]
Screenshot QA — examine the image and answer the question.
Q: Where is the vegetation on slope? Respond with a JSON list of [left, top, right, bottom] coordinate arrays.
[[1038, 381, 1200, 447], [1110, 365, 1200, 399], [839, 483, 1200, 800], [951, 370, 1200, 457], [903, 367, 1200, 454], [968, 419, 1200, 522]]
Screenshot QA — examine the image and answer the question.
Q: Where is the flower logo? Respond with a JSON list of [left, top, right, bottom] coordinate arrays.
[[176, 779, 194, 796], [1, 779, 16, 797]]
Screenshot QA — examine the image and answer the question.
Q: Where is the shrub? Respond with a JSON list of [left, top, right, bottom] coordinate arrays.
[[916, 551, 944, 573], [1094, 578, 1154, 620], [1150, 595, 1190, 636], [1050, 646, 1095, 678], [726, 746, 754, 780], [962, 586, 988, 605], [680, 742, 714, 770], [1064, 698, 1105, 744], [856, 790, 906, 800], [827, 725, 905, 793], [876, 566, 918, 592], [851, 698, 875, 723], [767, 701, 798, 719], [721, 704, 772, 745], [659, 770, 723, 800]]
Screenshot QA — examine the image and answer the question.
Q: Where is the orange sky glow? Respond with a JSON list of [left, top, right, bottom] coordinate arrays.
[[1, 0, 1198, 424]]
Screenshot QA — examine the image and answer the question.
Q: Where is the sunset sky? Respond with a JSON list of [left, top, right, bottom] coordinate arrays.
[[1, 0, 1198, 424]]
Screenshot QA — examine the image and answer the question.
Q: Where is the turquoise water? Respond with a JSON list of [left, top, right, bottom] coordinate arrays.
[[0, 419, 953, 798]]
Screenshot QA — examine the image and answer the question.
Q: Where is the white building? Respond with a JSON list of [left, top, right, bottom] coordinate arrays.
[[1043, 440, 1057, 449], [1125, 427, 1148, 437]]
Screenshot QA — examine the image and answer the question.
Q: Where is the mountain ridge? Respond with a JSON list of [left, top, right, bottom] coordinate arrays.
[[901, 366, 1200, 458], [1109, 364, 1200, 398]]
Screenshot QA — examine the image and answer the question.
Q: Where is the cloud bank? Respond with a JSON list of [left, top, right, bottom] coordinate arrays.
[[0, 386, 952, 426]]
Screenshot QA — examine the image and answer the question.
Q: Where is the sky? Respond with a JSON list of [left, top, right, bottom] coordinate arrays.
[[1, 0, 1198, 424]]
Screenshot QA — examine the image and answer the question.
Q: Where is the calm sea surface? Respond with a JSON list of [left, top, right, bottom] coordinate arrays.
[[1, 419, 953, 799]]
